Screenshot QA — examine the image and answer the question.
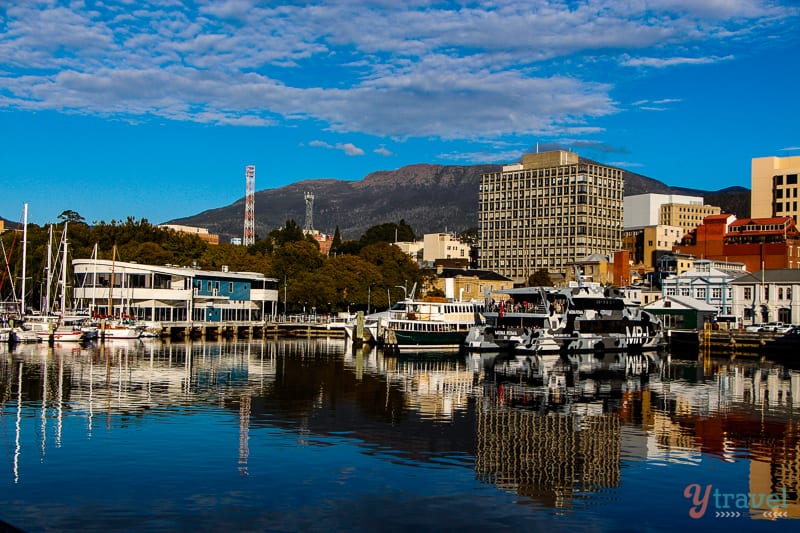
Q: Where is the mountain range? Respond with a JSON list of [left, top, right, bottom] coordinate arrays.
[[167, 160, 751, 243], [2, 161, 750, 242]]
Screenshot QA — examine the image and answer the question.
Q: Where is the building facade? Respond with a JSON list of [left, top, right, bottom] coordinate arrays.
[[158, 224, 220, 245], [752, 155, 800, 224], [674, 215, 800, 272], [659, 202, 721, 236], [624, 193, 705, 230], [427, 267, 514, 302], [622, 224, 684, 270], [422, 233, 471, 264], [72, 259, 279, 322], [731, 269, 800, 325], [660, 260, 735, 318], [479, 150, 623, 284]]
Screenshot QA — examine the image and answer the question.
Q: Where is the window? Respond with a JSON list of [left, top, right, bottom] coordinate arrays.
[[696, 287, 706, 299]]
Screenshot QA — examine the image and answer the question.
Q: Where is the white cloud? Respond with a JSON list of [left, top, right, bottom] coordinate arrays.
[[621, 55, 735, 68], [374, 146, 393, 157], [340, 143, 364, 156], [309, 139, 365, 156], [0, 0, 796, 140]]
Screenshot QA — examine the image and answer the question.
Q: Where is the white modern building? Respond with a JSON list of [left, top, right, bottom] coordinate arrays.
[[624, 193, 706, 230], [72, 259, 279, 322]]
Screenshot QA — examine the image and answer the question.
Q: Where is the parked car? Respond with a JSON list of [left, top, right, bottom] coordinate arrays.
[[761, 321, 786, 333], [744, 323, 766, 332]]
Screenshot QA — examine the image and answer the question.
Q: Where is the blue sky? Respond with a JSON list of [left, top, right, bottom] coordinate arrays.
[[1, 0, 799, 227]]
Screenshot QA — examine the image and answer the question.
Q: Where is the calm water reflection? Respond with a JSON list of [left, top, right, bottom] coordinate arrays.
[[1, 338, 798, 532]]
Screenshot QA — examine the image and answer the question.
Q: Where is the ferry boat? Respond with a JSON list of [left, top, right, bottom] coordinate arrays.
[[382, 296, 484, 350], [464, 286, 552, 352], [515, 283, 665, 355]]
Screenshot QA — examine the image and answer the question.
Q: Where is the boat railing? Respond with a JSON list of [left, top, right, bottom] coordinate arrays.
[[487, 303, 547, 314]]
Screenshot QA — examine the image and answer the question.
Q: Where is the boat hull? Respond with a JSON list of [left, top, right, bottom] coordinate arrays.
[[390, 329, 468, 350]]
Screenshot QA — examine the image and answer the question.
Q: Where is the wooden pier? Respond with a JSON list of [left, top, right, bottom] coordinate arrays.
[[158, 319, 352, 341], [669, 328, 800, 363]]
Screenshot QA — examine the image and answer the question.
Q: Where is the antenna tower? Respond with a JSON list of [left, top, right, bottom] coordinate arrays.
[[243, 165, 256, 246], [304, 191, 314, 231]]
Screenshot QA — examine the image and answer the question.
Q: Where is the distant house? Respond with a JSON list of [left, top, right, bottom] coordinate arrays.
[[644, 295, 718, 330], [159, 224, 220, 245]]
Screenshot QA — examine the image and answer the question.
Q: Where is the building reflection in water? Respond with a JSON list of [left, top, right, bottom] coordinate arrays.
[[1, 339, 799, 518]]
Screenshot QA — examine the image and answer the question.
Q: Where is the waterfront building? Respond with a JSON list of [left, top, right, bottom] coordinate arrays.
[[752, 155, 800, 224], [158, 224, 220, 245], [660, 259, 737, 319], [565, 253, 614, 285], [673, 214, 800, 272], [72, 259, 279, 322], [479, 150, 623, 284], [644, 294, 718, 330], [730, 269, 800, 325], [426, 267, 513, 302]]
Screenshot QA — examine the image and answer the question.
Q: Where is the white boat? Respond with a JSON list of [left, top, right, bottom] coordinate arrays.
[[39, 326, 85, 343], [514, 283, 666, 355], [10, 327, 39, 343], [465, 286, 552, 352], [381, 296, 484, 351], [100, 320, 142, 339]]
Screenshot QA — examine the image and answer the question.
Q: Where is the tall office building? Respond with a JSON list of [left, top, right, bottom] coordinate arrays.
[[752, 155, 800, 224], [479, 150, 624, 284]]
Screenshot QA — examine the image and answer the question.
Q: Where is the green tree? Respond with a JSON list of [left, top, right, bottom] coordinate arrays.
[[330, 226, 342, 255], [270, 240, 324, 283], [57, 210, 86, 224], [529, 269, 553, 287], [358, 220, 415, 247]]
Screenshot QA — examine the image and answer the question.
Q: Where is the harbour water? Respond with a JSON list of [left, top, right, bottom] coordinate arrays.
[[1, 338, 798, 532]]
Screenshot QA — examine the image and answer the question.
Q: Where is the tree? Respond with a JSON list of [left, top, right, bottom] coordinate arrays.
[[330, 226, 342, 255], [529, 269, 553, 287], [57, 210, 86, 224], [268, 219, 306, 247], [358, 220, 415, 247]]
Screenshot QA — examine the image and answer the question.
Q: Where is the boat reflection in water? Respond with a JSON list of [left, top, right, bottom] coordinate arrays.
[[1, 339, 799, 531]]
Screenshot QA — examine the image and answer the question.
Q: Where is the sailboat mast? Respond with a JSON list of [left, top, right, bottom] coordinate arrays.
[[60, 222, 69, 316], [91, 243, 97, 314], [21, 203, 28, 315], [109, 245, 116, 317], [45, 224, 53, 314]]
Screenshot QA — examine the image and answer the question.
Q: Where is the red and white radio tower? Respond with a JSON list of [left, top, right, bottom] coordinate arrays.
[[243, 165, 255, 246]]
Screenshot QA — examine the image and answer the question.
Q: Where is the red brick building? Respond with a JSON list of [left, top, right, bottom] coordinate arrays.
[[673, 215, 800, 272]]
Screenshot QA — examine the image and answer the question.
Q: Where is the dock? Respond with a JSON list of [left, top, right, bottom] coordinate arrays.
[[669, 328, 800, 363], [157, 317, 353, 341]]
